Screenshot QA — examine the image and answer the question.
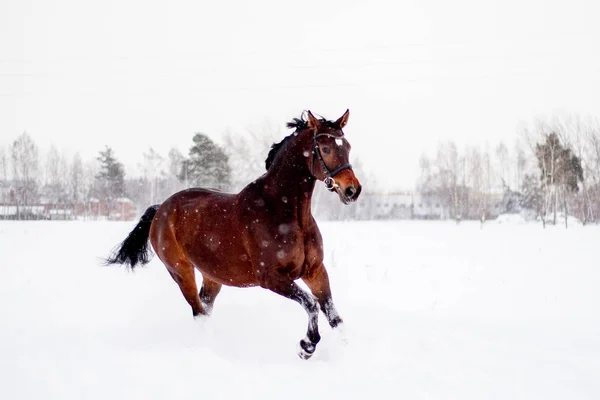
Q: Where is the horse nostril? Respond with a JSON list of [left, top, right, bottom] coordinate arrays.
[[345, 186, 356, 199]]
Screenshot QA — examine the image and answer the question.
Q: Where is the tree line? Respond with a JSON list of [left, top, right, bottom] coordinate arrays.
[[0, 127, 370, 220], [7, 113, 595, 225], [417, 114, 600, 226]]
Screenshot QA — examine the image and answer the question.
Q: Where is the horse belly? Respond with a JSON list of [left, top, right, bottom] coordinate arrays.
[[187, 240, 259, 287]]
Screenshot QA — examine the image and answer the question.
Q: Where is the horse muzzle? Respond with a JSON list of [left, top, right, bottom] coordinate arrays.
[[326, 171, 362, 205], [338, 183, 361, 204]]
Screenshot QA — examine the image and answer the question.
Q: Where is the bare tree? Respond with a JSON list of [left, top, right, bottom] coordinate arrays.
[[432, 142, 461, 221], [82, 161, 97, 219], [585, 123, 600, 222], [70, 153, 84, 207], [223, 128, 278, 192], [167, 148, 185, 194], [417, 153, 432, 192], [417, 143, 475, 221], [514, 140, 528, 193], [11, 132, 40, 219], [482, 146, 494, 223], [553, 114, 594, 223], [0, 146, 9, 213], [44, 146, 69, 216], [573, 115, 600, 223], [495, 142, 510, 188], [140, 147, 165, 205], [0, 145, 8, 182], [467, 146, 485, 222]]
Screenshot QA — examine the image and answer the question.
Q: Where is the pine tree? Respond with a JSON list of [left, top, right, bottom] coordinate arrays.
[[520, 174, 544, 220], [179, 133, 231, 191], [95, 146, 126, 218], [534, 133, 584, 225]]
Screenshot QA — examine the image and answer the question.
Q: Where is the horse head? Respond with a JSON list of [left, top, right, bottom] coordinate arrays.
[[306, 110, 362, 204]]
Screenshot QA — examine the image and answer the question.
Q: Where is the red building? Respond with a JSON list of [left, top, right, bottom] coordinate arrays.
[[0, 197, 137, 221]]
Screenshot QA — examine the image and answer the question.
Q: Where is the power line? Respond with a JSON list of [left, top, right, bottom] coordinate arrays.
[[0, 33, 595, 64], [0, 49, 595, 78], [0, 68, 573, 97]]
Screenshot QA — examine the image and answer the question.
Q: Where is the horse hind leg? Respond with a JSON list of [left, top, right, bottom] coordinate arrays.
[[149, 206, 207, 318], [165, 260, 208, 318], [199, 275, 222, 315]]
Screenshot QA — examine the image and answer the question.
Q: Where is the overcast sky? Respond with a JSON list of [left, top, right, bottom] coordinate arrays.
[[1, 0, 599, 189]]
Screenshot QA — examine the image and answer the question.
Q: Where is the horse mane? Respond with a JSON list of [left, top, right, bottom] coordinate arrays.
[[265, 133, 295, 170], [285, 112, 341, 131], [265, 112, 341, 170]]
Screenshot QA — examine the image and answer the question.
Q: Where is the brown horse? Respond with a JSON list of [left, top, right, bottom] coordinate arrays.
[[107, 110, 362, 359]]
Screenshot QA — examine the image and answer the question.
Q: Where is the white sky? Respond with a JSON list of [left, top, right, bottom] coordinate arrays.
[[1, 0, 599, 189]]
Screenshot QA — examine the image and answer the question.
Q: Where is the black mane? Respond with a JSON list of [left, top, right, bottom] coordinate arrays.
[[265, 133, 296, 170], [285, 113, 341, 131], [265, 112, 340, 170]]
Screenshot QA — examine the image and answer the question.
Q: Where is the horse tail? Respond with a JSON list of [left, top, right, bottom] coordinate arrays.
[[105, 204, 160, 269]]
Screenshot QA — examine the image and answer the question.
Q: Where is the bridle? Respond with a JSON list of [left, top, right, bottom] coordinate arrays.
[[311, 131, 353, 191]]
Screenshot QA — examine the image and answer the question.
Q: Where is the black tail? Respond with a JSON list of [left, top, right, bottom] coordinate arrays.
[[105, 205, 160, 269]]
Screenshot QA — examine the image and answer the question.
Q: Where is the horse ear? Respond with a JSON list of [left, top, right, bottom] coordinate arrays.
[[335, 109, 350, 129], [307, 111, 320, 131]]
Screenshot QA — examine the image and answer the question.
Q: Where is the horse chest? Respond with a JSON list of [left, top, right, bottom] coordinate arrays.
[[270, 230, 323, 271], [265, 229, 304, 264], [304, 235, 324, 268], [247, 223, 311, 272]]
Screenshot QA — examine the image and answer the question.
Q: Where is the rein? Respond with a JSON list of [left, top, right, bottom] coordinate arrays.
[[312, 132, 352, 191]]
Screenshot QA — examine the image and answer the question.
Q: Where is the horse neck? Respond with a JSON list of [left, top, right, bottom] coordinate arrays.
[[263, 131, 316, 226]]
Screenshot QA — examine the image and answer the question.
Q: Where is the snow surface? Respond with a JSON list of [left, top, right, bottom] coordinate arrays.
[[495, 213, 528, 225], [1, 220, 599, 399]]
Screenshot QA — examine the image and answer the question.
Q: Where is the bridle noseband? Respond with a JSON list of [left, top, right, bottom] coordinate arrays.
[[312, 132, 352, 191]]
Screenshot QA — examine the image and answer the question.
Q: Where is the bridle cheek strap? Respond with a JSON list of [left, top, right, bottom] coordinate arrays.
[[312, 133, 353, 191]]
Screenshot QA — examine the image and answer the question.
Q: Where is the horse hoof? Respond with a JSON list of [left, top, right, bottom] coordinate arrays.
[[201, 302, 213, 316], [297, 339, 316, 360], [193, 312, 209, 321], [297, 345, 313, 360]]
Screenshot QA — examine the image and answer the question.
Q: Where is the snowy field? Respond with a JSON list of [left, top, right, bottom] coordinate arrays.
[[1, 220, 599, 399]]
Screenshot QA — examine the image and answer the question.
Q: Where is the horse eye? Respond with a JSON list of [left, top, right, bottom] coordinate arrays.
[[322, 146, 331, 154]]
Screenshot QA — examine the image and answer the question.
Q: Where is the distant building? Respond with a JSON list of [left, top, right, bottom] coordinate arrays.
[[0, 182, 137, 221], [412, 193, 446, 219], [358, 192, 445, 220], [360, 190, 505, 220], [369, 192, 413, 219]]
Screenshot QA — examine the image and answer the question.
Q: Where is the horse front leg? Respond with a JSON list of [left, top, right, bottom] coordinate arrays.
[[261, 272, 320, 360], [302, 264, 343, 329]]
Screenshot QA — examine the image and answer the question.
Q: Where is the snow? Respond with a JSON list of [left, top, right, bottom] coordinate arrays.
[[542, 212, 583, 226], [495, 213, 527, 224], [1, 220, 599, 399]]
